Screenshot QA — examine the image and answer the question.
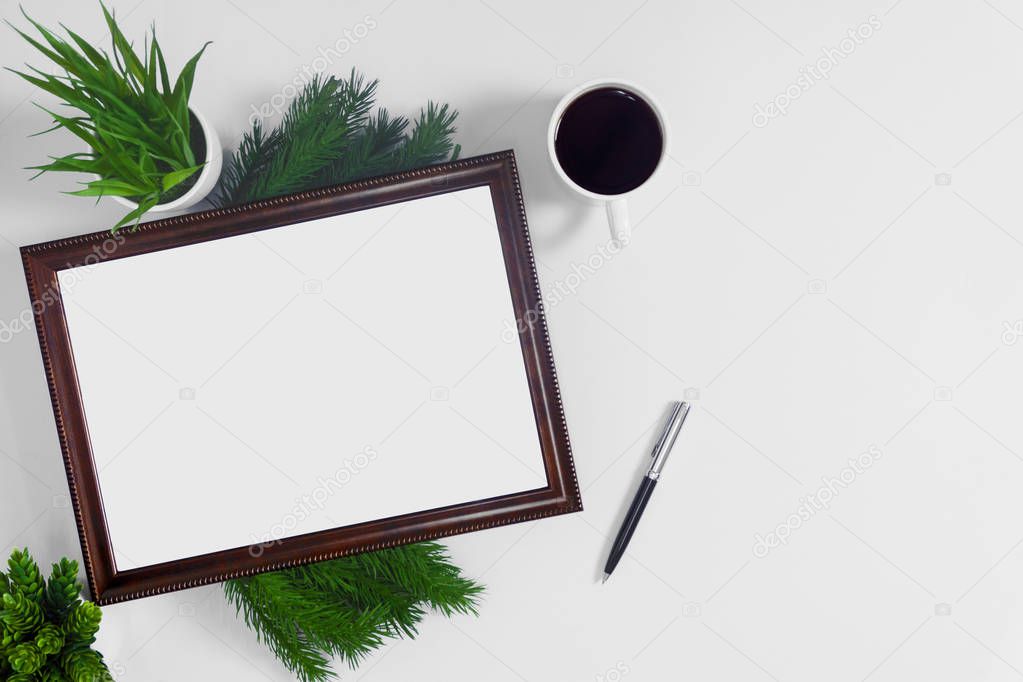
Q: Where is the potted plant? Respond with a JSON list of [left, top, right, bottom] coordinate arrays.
[[1, 548, 113, 680], [8, 4, 220, 231]]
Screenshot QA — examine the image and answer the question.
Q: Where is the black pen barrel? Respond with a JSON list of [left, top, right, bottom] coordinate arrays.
[[603, 476, 657, 576]]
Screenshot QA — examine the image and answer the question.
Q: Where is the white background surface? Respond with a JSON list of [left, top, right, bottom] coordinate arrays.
[[2, 1, 1023, 680], [59, 186, 546, 569]]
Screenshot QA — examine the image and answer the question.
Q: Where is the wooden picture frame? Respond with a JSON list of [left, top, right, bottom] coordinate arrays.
[[21, 150, 581, 605]]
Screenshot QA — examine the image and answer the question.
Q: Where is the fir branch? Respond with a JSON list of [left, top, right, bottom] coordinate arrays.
[[238, 71, 375, 204], [390, 102, 460, 171], [313, 108, 408, 187], [224, 574, 335, 682], [213, 121, 281, 208], [225, 543, 482, 682], [214, 71, 460, 208]]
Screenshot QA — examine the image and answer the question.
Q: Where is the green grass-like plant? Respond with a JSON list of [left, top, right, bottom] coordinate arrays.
[[0, 548, 113, 681], [7, 3, 210, 231]]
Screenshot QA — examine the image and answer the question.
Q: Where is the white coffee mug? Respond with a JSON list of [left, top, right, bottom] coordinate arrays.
[[547, 78, 669, 245]]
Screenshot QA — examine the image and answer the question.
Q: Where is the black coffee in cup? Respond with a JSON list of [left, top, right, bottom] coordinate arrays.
[[553, 87, 663, 196]]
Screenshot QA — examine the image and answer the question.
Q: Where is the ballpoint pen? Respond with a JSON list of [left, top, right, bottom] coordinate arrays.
[[602, 401, 690, 583]]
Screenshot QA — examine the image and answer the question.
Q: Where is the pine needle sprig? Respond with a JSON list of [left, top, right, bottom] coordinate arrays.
[[247, 72, 375, 200], [213, 70, 461, 208], [215, 71, 376, 206], [390, 102, 460, 171], [313, 108, 409, 187], [224, 573, 337, 682], [215, 121, 281, 210], [224, 542, 483, 682]]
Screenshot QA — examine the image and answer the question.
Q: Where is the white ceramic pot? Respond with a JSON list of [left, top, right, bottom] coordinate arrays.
[[108, 107, 222, 213]]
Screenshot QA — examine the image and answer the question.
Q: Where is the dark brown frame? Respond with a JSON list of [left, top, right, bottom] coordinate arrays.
[[21, 150, 581, 605]]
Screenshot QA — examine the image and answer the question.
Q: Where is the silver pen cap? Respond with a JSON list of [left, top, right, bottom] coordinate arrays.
[[649, 401, 690, 478]]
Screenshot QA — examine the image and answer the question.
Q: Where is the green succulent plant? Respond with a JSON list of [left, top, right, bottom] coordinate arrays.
[[7, 2, 210, 231], [0, 548, 112, 682]]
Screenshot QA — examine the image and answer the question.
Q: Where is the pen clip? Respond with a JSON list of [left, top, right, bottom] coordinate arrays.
[[648, 401, 690, 476], [651, 402, 685, 457]]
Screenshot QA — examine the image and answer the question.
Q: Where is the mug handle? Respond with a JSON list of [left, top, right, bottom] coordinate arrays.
[[605, 197, 630, 245]]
